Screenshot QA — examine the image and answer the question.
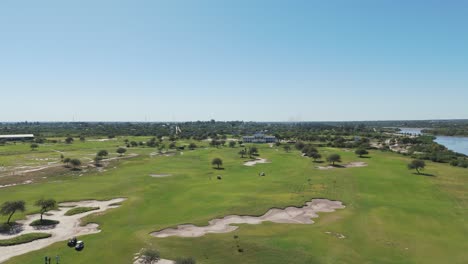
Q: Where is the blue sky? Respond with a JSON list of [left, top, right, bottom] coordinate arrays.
[[1, 0, 467, 122]]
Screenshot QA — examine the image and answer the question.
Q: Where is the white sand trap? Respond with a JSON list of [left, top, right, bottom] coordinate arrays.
[[0, 198, 126, 263], [317, 162, 368, 170], [151, 199, 344, 238], [150, 174, 172, 178], [243, 158, 270, 166]]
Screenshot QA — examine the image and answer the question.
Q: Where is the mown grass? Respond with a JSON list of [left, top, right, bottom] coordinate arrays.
[[0, 233, 51, 246], [65, 207, 100, 216], [0, 141, 467, 264]]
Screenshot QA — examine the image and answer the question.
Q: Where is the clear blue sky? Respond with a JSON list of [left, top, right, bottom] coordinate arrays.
[[1, 0, 467, 122]]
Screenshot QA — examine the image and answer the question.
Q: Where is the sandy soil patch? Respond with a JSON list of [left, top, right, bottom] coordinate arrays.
[[0, 198, 126, 263], [316, 162, 368, 170], [150, 174, 172, 178], [151, 199, 344, 238], [243, 158, 270, 166]]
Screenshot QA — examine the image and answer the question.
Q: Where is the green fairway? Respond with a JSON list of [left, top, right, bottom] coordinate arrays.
[[0, 141, 467, 263]]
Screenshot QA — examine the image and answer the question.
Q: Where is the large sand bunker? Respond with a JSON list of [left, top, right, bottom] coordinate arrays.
[[0, 198, 125, 263], [151, 199, 344, 238], [316, 162, 368, 170], [243, 158, 270, 166]]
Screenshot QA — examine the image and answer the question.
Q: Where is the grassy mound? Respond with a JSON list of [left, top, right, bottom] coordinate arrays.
[[0, 233, 51, 246], [65, 206, 99, 216], [29, 219, 60, 226]]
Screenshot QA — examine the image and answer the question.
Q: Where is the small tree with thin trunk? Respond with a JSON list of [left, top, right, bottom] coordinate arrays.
[[310, 152, 322, 162], [97, 150, 108, 157], [229, 141, 236, 148], [65, 137, 74, 144], [34, 199, 56, 223], [30, 143, 39, 151], [326, 154, 341, 165], [69, 158, 81, 170], [188, 143, 197, 150], [212, 158, 223, 169], [0, 200, 26, 225], [283, 145, 291, 153], [248, 146, 258, 158], [117, 147, 127, 156], [238, 149, 246, 158], [63, 157, 71, 167], [408, 159, 426, 174], [355, 148, 369, 158]]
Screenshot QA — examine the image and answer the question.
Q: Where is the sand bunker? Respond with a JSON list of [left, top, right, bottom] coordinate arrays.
[[151, 199, 344, 238], [316, 162, 368, 170], [243, 158, 270, 166], [0, 198, 125, 263], [150, 174, 172, 178]]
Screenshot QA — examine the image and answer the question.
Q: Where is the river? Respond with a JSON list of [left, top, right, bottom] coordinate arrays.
[[398, 128, 468, 156]]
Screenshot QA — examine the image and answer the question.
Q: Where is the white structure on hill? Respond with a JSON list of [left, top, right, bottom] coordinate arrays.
[[0, 134, 35, 141], [243, 133, 276, 143]]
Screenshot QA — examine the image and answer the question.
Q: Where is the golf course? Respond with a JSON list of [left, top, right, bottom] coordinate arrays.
[[1, 137, 467, 263]]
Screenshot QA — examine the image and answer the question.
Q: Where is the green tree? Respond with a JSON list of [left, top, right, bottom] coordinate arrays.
[[63, 157, 71, 167], [188, 143, 197, 150], [283, 145, 291, 152], [0, 200, 26, 224], [326, 154, 341, 165], [355, 148, 369, 158], [30, 143, 39, 151], [408, 159, 426, 174], [310, 152, 322, 162], [248, 146, 258, 158], [238, 149, 247, 158], [97, 150, 109, 157], [130, 141, 138, 147], [94, 156, 103, 166], [69, 158, 81, 170], [117, 147, 127, 156], [65, 137, 74, 144], [211, 158, 223, 169], [140, 248, 160, 264], [34, 199, 56, 222], [229, 141, 236, 148]]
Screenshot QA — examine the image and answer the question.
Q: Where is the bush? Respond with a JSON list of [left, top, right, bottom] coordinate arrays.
[[65, 207, 99, 216], [0, 233, 51, 246], [140, 248, 160, 264]]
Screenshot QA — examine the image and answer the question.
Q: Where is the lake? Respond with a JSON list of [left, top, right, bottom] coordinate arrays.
[[398, 128, 468, 156]]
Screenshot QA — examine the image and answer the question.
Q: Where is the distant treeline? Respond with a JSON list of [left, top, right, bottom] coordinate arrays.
[[0, 121, 391, 140]]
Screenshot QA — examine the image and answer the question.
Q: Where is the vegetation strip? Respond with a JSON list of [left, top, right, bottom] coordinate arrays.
[[0, 233, 51, 246]]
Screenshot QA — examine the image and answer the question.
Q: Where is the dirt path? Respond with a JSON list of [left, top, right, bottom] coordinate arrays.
[[151, 199, 344, 238], [0, 198, 126, 263], [243, 158, 270, 166]]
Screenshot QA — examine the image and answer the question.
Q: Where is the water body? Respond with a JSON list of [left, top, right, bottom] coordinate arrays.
[[397, 128, 468, 156]]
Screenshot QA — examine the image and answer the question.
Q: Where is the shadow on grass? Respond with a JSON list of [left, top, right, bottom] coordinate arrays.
[[413, 172, 436, 177], [358, 156, 372, 159], [213, 167, 225, 170], [313, 160, 324, 163], [0, 223, 24, 235]]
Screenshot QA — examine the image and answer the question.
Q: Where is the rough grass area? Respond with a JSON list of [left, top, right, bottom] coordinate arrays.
[[64, 206, 100, 216], [29, 219, 60, 226], [0, 233, 51, 246]]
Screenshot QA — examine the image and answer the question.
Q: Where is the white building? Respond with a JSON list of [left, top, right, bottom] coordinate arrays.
[[243, 133, 276, 143], [0, 134, 35, 141]]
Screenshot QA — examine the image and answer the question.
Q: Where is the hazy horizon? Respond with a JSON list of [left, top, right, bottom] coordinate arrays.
[[1, 1, 467, 122]]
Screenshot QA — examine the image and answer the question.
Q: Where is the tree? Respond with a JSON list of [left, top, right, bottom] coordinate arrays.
[[169, 142, 177, 149], [34, 199, 56, 222], [283, 145, 291, 152], [175, 257, 196, 264], [97, 150, 109, 157], [295, 141, 305, 150], [116, 147, 127, 156], [65, 137, 74, 144], [310, 152, 322, 162], [408, 159, 426, 174], [238, 149, 247, 158], [229, 141, 236, 148], [188, 143, 197, 150], [326, 154, 341, 165], [140, 248, 160, 264], [63, 157, 71, 167], [79, 136, 85, 142], [355, 148, 369, 158], [30, 143, 39, 151], [211, 158, 223, 169], [130, 141, 138, 147], [69, 158, 81, 170], [248, 146, 258, 158], [94, 155, 103, 166], [0, 200, 26, 224]]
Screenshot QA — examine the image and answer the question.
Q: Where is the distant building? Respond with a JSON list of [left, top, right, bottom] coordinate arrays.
[[0, 134, 35, 141], [243, 133, 276, 143]]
